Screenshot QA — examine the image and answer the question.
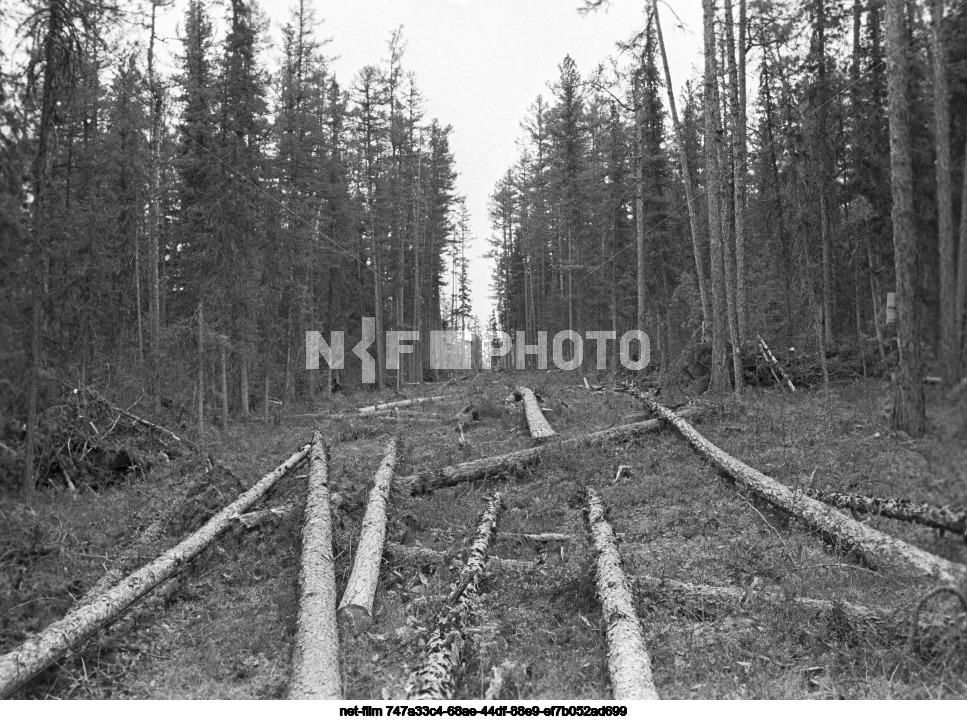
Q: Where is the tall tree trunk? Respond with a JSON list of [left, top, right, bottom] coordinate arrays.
[[147, 0, 162, 412], [704, 0, 730, 393], [197, 303, 205, 444], [652, 0, 711, 334], [885, 0, 926, 435], [719, 37, 744, 394], [958, 130, 967, 375], [220, 337, 229, 432], [929, 0, 956, 386], [240, 355, 250, 417], [724, 0, 748, 342], [635, 76, 647, 335]]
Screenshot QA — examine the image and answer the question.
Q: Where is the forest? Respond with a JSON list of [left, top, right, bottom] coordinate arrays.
[[0, 0, 473, 492], [1, 0, 966, 704], [487, 0, 967, 432]]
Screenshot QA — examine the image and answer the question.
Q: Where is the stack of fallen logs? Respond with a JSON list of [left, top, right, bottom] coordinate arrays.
[[4, 387, 966, 701]]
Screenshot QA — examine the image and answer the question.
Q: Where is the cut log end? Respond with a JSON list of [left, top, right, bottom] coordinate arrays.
[[336, 604, 374, 634]]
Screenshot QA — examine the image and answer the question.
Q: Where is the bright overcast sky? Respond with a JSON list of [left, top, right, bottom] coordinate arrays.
[[5, 0, 706, 323], [308, 0, 702, 320], [309, 0, 705, 324]]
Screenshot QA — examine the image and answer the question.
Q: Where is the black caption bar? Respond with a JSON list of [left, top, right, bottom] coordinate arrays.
[[339, 706, 629, 717]]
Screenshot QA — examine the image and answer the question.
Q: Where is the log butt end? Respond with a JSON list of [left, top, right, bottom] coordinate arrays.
[[337, 604, 374, 634]]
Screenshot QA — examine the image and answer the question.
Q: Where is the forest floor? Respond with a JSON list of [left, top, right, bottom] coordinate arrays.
[[2, 371, 967, 699]]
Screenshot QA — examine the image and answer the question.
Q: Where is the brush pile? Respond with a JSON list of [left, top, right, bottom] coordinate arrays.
[[5, 387, 175, 492]]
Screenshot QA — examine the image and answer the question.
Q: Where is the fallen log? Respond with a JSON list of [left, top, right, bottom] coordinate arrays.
[[517, 387, 556, 440], [358, 396, 449, 416], [0, 444, 310, 699], [403, 409, 698, 496], [499, 532, 571, 543], [289, 433, 341, 699], [337, 437, 399, 629], [804, 488, 967, 540], [385, 541, 531, 572], [635, 574, 954, 633], [585, 488, 659, 700], [640, 398, 966, 584], [406, 492, 502, 700]]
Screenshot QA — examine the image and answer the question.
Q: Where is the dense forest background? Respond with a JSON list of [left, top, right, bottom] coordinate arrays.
[[486, 0, 967, 428], [0, 0, 476, 489], [3, 0, 967, 492]]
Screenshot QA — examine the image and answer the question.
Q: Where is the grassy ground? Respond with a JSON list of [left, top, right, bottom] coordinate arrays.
[[1, 372, 965, 699]]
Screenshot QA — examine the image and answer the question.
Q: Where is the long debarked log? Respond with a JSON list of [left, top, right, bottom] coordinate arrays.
[[517, 387, 556, 440], [358, 396, 449, 416], [804, 487, 967, 539], [0, 444, 310, 698], [402, 410, 698, 496], [337, 437, 399, 627], [289, 434, 341, 699], [641, 399, 966, 584], [586, 488, 659, 700], [406, 492, 502, 700]]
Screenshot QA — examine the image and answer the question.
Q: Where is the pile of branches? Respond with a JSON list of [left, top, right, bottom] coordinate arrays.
[[5, 388, 173, 492], [660, 340, 876, 393]]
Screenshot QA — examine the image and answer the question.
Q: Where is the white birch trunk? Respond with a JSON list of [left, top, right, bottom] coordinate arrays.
[[586, 487, 659, 700], [0, 444, 310, 698], [517, 387, 557, 440], [337, 437, 399, 628], [641, 398, 966, 584], [406, 492, 502, 700], [289, 433, 341, 699]]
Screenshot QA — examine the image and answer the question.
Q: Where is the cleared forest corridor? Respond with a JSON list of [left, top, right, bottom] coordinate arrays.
[[2, 371, 966, 699]]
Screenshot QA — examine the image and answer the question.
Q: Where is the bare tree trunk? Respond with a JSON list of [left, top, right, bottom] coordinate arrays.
[[147, 0, 162, 412], [930, 0, 956, 386], [704, 0, 730, 393], [586, 488, 659, 700], [868, 237, 887, 363], [135, 222, 144, 365], [724, 0, 748, 342], [0, 445, 311, 698], [220, 338, 229, 432], [653, 0, 711, 334], [240, 355, 250, 417], [958, 131, 967, 375], [635, 75, 647, 335], [197, 303, 205, 444], [337, 437, 399, 628], [289, 434, 341, 699], [885, 0, 926, 435]]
